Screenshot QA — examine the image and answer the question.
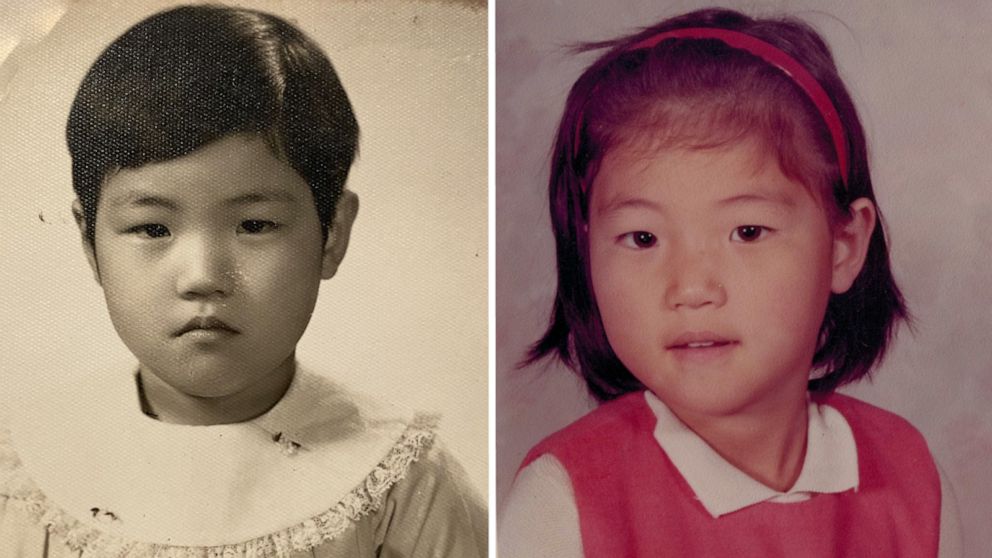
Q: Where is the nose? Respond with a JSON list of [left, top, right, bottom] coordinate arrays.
[[174, 234, 234, 299], [663, 244, 726, 310]]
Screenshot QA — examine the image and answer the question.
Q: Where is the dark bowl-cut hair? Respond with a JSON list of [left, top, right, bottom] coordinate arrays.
[[67, 4, 359, 245], [526, 8, 909, 402]]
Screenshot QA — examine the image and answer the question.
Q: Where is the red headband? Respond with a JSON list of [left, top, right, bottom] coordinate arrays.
[[576, 27, 849, 188]]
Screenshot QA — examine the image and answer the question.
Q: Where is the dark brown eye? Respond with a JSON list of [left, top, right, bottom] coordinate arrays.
[[621, 231, 657, 248], [238, 220, 278, 234], [129, 224, 170, 238], [731, 225, 766, 242]]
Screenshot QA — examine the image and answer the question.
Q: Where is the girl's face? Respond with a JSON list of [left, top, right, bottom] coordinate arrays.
[[80, 134, 353, 400], [588, 138, 865, 420]]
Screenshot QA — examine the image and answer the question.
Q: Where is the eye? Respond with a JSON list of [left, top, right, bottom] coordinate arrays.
[[238, 220, 279, 234], [730, 225, 770, 243], [619, 231, 657, 249], [128, 223, 171, 239]]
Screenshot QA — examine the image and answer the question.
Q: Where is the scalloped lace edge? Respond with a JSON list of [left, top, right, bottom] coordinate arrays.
[[0, 413, 438, 557]]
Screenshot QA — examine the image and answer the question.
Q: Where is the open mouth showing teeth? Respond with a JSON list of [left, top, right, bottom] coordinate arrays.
[[668, 332, 736, 351], [670, 340, 736, 349]]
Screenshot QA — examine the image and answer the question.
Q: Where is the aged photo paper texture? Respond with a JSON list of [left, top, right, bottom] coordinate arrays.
[[0, 0, 486, 552]]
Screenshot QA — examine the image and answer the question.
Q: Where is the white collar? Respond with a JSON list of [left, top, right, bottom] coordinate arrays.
[[7, 363, 435, 552], [643, 391, 860, 517]]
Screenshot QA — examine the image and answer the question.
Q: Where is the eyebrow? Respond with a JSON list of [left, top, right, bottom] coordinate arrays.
[[595, 196, 666, 217], [717, 192, 797, 208], [107, 192, 179, 210], [223, 191, 300, 206], [595, 189, 797, 217], [106, 190, 300, 210]]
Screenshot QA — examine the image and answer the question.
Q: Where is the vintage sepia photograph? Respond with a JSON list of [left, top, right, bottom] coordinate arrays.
[[0, 0, 486, 555], [497, 1, 991, 557]]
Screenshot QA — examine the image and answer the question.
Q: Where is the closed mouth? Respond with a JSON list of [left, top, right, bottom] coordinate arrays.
[[175, 316, 239, 337]]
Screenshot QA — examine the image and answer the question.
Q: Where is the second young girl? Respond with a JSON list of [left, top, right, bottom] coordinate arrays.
[[500, 8, 959, 558]]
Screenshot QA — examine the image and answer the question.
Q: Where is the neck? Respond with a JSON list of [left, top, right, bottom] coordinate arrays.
[[138, 358, 296, 426], [669, 382, 809, 492]]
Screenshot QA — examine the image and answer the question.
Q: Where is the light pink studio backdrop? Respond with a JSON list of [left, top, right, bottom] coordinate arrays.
[[496, 1, 992, 555]]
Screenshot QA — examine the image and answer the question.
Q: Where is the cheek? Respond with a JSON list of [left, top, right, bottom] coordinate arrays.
[[262, 274, 320, 319], [593, 268, 648, 321], [589, 243, 658, 351], [244, 247, 323, 319], [96, 252, 159, 316], [589, 240, 625, 318], [97, 270, 168, 353], [739, 242, 834, 340]]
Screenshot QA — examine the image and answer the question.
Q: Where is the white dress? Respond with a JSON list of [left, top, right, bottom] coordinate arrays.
[[0, 366, 486, 557]]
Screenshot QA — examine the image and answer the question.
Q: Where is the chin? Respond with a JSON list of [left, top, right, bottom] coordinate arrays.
[[165, 376, 244, 399], [145, 363, 251, 398], [656, 386, 765, 419]]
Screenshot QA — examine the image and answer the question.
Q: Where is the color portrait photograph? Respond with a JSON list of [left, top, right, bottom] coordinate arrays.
[[497, 1, 992, 557]]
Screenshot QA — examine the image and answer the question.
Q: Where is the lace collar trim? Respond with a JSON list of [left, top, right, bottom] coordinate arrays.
[[0, 413, 437, 556]]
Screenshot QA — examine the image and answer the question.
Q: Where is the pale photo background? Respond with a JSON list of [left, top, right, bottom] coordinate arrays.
[[497, 1, 992, 556], [0, 0, 486, 497]]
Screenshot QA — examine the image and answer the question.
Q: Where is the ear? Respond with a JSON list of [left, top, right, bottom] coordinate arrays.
[[830, 197, 876, 294], [71, 199, 102, 285], [321, 189, 359, 279]]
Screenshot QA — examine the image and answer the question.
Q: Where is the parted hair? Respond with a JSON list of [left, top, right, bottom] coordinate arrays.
[[67, 4, 359, 244]]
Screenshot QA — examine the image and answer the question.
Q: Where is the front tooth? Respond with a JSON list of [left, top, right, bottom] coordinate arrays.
[[687, 341, 715, 348]]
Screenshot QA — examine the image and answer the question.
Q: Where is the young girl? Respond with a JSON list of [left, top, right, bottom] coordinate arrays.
[[500, 8, 960, 557], [0, 5, 484, 556]]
